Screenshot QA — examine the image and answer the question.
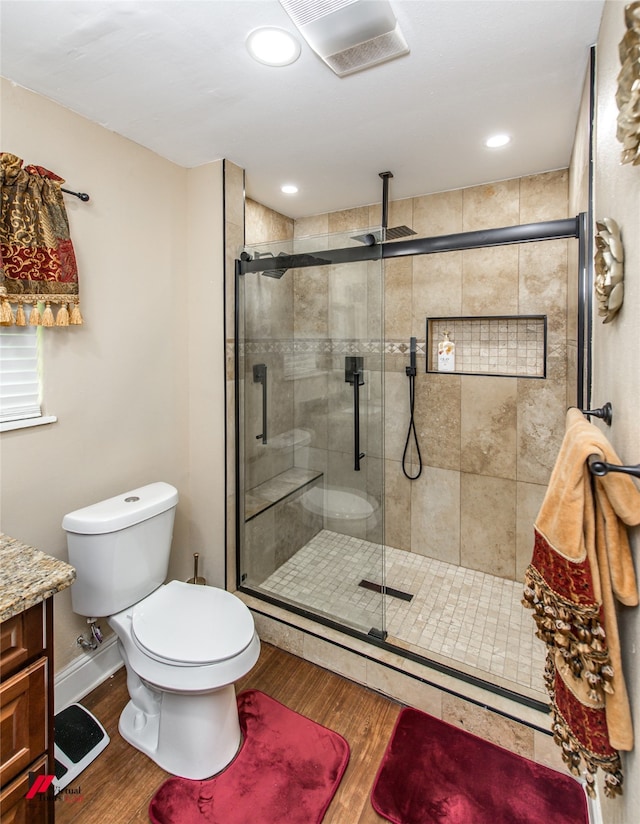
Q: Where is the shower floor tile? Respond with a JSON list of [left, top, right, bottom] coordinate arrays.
[[259, 529, 546, 699]]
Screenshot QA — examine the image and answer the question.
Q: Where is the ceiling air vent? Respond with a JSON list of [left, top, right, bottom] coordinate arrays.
[[279, 0, 409, 77]]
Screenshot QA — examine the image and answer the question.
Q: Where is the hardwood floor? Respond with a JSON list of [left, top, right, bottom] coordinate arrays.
[[54, 643, 401, 823]]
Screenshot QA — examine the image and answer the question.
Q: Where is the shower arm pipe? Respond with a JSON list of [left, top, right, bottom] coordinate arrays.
[[238, 217, 581, 275]]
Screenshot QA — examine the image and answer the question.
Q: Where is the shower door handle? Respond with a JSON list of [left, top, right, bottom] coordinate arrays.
[[345, 357, 365, 471], [253, 363, 267, 444]]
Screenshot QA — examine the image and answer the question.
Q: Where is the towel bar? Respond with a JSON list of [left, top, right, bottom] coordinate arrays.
[[588, 456, 640, 479], [581, 402, 613, 426]]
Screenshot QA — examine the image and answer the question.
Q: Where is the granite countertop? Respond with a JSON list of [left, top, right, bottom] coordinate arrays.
[[0, 533, 76, 622]]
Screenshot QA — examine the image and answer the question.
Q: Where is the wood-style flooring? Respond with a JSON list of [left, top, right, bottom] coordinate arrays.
[[54, 642, 401, 823]]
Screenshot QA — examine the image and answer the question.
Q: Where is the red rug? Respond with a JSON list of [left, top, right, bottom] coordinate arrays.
[[371, 707, 589, 824], [148, 690, 349, 824]]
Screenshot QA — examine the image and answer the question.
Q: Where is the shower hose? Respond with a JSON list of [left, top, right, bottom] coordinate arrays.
[[402, 365, 423, 480]]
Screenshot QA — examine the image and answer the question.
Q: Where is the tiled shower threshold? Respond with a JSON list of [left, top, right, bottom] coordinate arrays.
[[245, 529, 547, 708]]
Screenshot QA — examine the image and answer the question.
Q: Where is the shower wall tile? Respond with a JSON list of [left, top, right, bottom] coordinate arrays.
[[516, 481, 546, 582], [441, 693, 535, 760], [273, 491, 323, 568], [412, 251, 463, 325], [366, 658, 443, 717], [519, 170, 568, 223], [384, 459, 413, 551], [461, 245, 519, 315], [462, 178, 520, 232], [385, 370, 411, 463], [245, 197, 293, 244], [415, 373, 461, 471], [251, 612, 305, 657], [412, 188, 463, 237], [516, 377, 566, 485], [294, 267, 328, 338], [329, 261, 370, 340], [411, 466, 461, 564], [328, 206, 371, 234], [303, 634, 368, 684], [460, 473, 516, 579], [384, 256, 413, 340], [518, 239, 568, 342], [244, 507, 276, 585], [566, 342, 578, 408], [533, 728, 570, 774], [293, 371, 329, 451], [245, 272, 294, 340], [460, 376, 517, 479], [225, 219, 245, 337], [294, 212, 329, 239], [225, 161, 245, 232]]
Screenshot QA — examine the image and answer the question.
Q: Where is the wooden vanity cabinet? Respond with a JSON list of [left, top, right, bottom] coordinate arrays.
[[0, 599, 54, 823]]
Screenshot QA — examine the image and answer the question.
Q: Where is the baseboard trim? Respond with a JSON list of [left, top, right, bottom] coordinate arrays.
[[54, 636, 123, 713]]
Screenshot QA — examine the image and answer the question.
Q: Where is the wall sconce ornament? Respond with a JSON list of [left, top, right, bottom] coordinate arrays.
[[616, 1, 640, 165], [594, 218, 624, 323]]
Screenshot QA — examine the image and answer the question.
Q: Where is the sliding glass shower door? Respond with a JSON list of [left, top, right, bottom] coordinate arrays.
[[237, 231, 386, 638]]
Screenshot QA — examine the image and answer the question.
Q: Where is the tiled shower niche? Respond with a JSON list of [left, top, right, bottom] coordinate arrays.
[[426, 315, 547, 378]]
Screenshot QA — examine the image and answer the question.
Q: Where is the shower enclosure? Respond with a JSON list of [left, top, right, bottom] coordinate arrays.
[[236, 231, 386, 638], [236, 206, 587, 706]]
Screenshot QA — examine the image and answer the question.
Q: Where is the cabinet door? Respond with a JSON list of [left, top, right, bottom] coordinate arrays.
[[0, 604, 45, 682], [0, 753, 50, 824], [0, 658, 47, 788]]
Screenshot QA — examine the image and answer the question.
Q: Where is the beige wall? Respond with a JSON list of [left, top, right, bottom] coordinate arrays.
[[0, 80, 227, 670], [592, 3, 640, 820]]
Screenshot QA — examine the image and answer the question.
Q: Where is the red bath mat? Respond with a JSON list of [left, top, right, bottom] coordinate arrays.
[[371, 707, 589, 824], [148, 689, 349, 824]]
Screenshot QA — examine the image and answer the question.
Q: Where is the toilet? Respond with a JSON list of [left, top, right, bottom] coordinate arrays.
[[62, 482, 260, 780]]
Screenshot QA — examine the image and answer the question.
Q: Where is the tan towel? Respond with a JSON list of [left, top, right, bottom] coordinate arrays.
[[523, 408, 640, 797]]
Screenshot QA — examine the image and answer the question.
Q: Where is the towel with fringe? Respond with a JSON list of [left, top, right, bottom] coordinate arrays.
[[523, 408, 640, 797]]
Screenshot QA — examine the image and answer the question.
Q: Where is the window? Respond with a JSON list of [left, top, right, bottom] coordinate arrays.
[[0, 323, 56, 431]]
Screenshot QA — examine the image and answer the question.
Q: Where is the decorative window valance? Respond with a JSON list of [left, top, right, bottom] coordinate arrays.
[[0, 152, 83, 327]]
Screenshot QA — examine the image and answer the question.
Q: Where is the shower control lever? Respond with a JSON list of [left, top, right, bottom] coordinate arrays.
[[253, 363, 268, 444], [345, 357, 365, 471]]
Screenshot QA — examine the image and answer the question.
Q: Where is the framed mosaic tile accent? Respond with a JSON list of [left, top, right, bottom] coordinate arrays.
[[426, 315, 547, 378]]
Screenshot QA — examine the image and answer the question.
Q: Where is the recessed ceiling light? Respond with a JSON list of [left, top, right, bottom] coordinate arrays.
[[246, 27, 301, 67], [281, 184, 298, 194], [485, 134, 511, 148]]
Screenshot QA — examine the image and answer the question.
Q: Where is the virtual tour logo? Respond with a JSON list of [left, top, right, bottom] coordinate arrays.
[[26, 773, 83, 803]]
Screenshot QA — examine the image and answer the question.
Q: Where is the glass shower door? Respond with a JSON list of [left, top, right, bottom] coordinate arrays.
[[237, 231, 386, 638]]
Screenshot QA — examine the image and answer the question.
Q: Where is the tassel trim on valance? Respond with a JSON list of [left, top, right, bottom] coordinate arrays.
[[0, 290, 83, 327]]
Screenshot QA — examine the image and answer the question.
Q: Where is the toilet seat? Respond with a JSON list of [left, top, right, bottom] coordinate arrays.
[[131, 580, 255, 666]]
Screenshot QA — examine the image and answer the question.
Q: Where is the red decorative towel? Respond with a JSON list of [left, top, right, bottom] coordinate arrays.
[[148, 690, 349, 824], [523, 408, 640, 797]]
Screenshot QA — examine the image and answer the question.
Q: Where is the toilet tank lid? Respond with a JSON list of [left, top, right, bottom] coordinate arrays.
[[62, 482, 178, 535]]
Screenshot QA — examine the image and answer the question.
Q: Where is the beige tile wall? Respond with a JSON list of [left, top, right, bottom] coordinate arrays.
[[238, 170, 572, 585]]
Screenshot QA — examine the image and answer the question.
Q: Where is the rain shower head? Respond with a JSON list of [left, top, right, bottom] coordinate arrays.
[[351, 171, 417, 245], [256, 251, 331, 278], [352, 225, 417, 245]]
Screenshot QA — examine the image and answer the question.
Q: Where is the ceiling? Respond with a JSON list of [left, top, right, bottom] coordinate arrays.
[[0, 1, 604, 219]]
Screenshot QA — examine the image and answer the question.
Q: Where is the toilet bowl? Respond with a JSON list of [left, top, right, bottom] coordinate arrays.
[[62, 482, 260, 779], [110, 580, 260, 778]]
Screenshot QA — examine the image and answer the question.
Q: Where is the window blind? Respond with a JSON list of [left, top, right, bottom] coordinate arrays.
[[0, 325, 42, 423]]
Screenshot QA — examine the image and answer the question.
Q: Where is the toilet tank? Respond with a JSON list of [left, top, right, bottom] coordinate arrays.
[[62, 482, 179, 617]]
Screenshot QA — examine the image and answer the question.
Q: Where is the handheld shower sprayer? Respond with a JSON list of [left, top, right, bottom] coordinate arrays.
[[402, 337, 422, 480], [406, 336, 417, 377]]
